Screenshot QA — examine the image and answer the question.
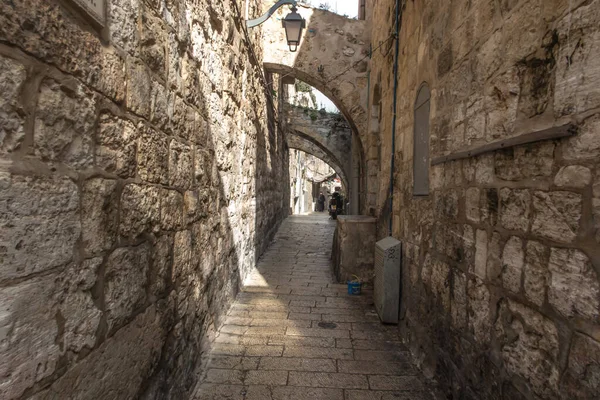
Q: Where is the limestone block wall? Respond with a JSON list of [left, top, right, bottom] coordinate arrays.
[[368, 0, 600, 399], [0, 0, 288, 399]]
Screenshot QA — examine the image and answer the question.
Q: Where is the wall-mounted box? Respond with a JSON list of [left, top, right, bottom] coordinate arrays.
[[69, 0, 106, 27]]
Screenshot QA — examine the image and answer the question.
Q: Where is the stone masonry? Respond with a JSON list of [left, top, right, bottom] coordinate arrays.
[[192, 213, 440, 400], [367, 0, 600, 399], [2, 0, 600, 399], [0, 0, 288, 399]]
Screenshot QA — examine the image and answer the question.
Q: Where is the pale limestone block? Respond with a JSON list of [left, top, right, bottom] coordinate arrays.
[[474, 229, 488, 279], [0, 55, 26, 153], [554, 165, 592, 188], [532, 191, 582, 243], [34, 80, 96, 168], [502, 236, 524, 294], [495, 299, 560, 397], [548, 248, 600, 320], [523, 241, 548, 307], [105, 244, 150, 332]]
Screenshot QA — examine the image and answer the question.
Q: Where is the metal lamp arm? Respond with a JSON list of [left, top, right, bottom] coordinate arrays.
[[247, 0, 297, 28]]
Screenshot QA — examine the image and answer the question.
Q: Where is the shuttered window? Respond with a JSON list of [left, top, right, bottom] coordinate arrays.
[[413, 84, 431, 196]]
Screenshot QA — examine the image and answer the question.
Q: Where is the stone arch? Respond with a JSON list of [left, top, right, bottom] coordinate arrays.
[[287, 130, 348, 189], [262, 5, 370, 140], [284, 103, 351, 180]]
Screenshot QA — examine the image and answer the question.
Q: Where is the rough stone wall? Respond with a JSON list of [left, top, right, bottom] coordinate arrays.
[[0, 0, 288, 399], [368, 0, 600, 399]]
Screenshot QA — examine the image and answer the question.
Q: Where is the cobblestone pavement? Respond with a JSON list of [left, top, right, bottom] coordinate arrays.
[[193, 213, 437, 400]]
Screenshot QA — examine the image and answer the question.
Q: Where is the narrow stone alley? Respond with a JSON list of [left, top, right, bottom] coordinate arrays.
[[193, 213, 437, 400]]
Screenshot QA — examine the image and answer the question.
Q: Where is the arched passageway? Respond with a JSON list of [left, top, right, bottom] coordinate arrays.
[[262, 4, 369, 137]]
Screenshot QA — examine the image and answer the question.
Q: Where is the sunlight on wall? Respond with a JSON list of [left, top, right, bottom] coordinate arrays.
[[302, 0, 358, 18]]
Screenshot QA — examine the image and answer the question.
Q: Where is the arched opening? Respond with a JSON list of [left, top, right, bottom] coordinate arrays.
[[275, 73, 366, 214]]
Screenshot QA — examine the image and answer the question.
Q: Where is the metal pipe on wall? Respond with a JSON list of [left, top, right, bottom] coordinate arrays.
[[388, 0, 401, 237]]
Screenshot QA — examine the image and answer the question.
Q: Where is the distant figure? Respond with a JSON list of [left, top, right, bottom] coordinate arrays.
[[317, 192, 326, 212]]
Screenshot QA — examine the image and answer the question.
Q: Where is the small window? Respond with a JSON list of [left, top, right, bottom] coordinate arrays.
[[413, 83, 431, 196]]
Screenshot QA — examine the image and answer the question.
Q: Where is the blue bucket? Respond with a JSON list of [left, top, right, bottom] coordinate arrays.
[[347, 281, 362, 295]]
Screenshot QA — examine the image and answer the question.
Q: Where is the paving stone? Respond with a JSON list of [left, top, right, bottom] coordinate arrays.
[[214, 333, 269, 346], [368, 375, 424, 391], [211, 344, 246, 356], [245, 345, 284, 357], [259, 357, 337, 372], [345, 390, 433, 400], [250, 319, 312, 328], [271, 386, 344, 400], [288, 372, 369, 389], [193, 214, 433, 399], [283, 346, 354, 360], [201, 356, 260, 371], [289, 312, 320, 321], [354, 350, 411, 362], [244, 370, 288, 385], [268, 335, 336, 348], [286, 327, 350, 339], [203, 369, 244, 385], [193, 384, 271, 400], [336, 339, 353, 349], [338, 360, 417, 375]]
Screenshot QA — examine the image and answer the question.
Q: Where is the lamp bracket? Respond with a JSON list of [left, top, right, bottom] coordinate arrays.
[[247, 0, 298, 28]]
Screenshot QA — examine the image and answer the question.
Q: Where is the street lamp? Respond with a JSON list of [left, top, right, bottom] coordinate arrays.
[[247, 0, 307, 52]]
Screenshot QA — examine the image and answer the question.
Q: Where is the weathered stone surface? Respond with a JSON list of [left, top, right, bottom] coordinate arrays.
[[554, 165, 592, 188], [468, 278, 491, 344], [594, 198, 600, 243], [563, 333, 600, 398], [474, 229, 487, 279], [173, 230, 193, 282], [0, 0, 126, 101], [523, 241, 548, 307], [105, 244, 150, 332], [548, 248, 600, 320], [485, 69, 520, 141], [120, 183, 161, 239], [151, 234, 173, 298], [331, 216, 377, 283], [495, 299, 560, 398], [431, 260, 451, 312], [0, 0, 290, 398], [126, 60, 152, 119], [140, 11, 166, 77], [479, 188, 498, 226], [495, 143, 554, 181], [39, 302, 171, 400], [499, 188, 530, 232], [169, 140, 194, 189], [160, 189, 184, 231], [109, 0, 139, 54], [0, 173, 80, 280], [501, 236, 523, 294], [34, 80, 96, 168], [0, 276, 61, 399], [0, 55, 26, 153], [96, 113, 137, 178], [81, 178, 118, 256], [58, 259, 102, 355], [465, 187, 480, 223], [137, 126, 169, 185], [554, 1, 600, 116], [532, 191, 582, 243], [451, 271, 467, 329]]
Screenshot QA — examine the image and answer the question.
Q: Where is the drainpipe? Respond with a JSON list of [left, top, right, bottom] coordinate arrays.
[[388, 0, 401, 237]]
